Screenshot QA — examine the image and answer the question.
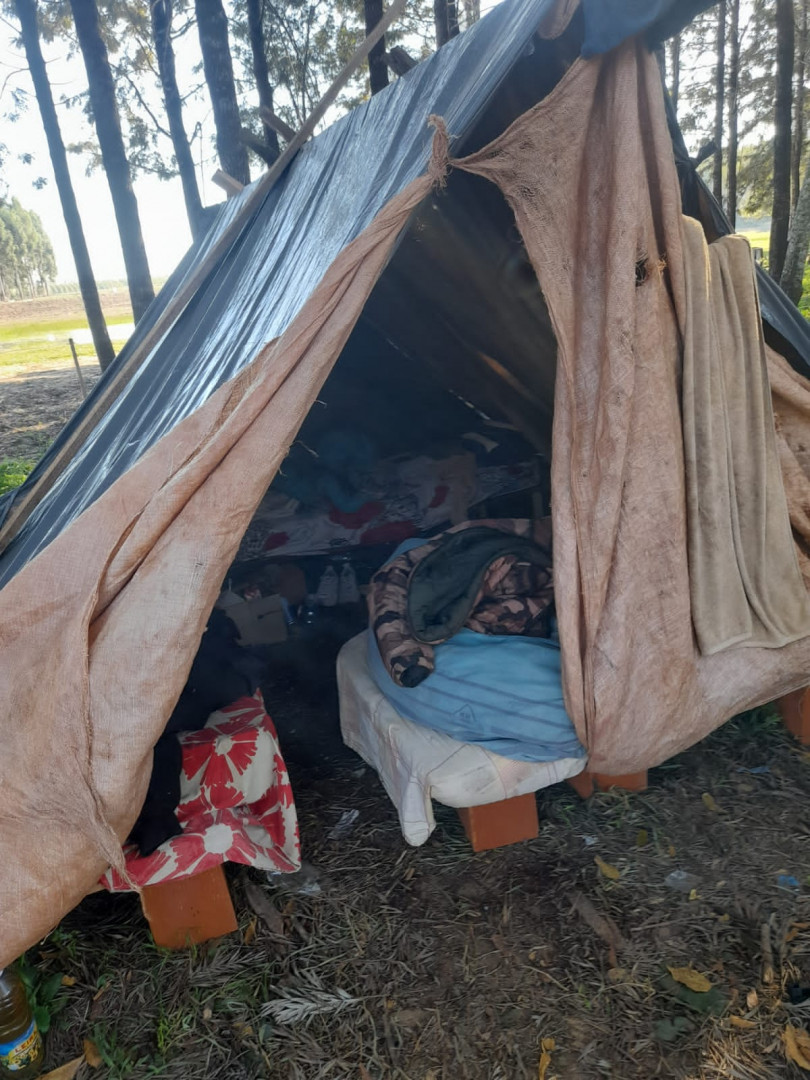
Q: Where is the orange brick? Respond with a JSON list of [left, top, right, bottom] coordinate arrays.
[[777, 688, 810, 746], [457, 793, 539, 852], [567, 770, 597, 798], [568, 770, 648, 797], [140, 864, 238, 949], [593, 770, 647, 793]]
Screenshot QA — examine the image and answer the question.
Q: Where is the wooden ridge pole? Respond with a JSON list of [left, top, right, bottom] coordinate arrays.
[[0, 0, 409, 559]]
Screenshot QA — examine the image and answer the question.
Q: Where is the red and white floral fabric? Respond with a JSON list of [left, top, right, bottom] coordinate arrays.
[[102, 691, 300, 891]]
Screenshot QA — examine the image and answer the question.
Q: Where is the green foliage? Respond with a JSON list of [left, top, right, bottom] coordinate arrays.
[[0, 197, 57, 300], [0, 458, 35, 496], [15, 955, 69, 1034], [231, 0, 436, 136]]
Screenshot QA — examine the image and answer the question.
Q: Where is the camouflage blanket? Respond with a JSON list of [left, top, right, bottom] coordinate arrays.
[[369, 519, 554, 688]]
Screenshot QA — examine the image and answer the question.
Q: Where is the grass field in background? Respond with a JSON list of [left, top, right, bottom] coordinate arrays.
[[0, 315, 134, 369], [738, 226, 810, 319]]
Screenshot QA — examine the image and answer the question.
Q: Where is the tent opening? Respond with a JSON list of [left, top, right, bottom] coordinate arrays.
[[131, 169, 569, 856]]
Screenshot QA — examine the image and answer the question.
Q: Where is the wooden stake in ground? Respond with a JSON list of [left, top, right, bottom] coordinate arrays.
[[68, 338, 88, 399]]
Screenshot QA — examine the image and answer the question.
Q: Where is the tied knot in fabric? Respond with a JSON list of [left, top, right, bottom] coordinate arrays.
[[427, 115, 452, 191]]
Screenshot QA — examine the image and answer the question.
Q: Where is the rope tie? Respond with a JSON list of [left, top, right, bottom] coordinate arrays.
[[427, 114, 453, 190]]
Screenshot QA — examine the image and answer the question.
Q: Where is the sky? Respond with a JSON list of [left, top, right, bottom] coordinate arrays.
[[0, 15, 224, 283], [0, 1, 504, 285]]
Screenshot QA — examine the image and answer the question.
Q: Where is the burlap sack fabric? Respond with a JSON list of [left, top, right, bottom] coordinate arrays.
[[4, 33, 810, 964]]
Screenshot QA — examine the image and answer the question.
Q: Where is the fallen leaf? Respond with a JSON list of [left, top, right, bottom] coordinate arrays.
[[607, 967, 628, 982], [538, 1036, 555, 1080], [636, 829, 649, 847], [202, 1006, 213, 1021], [719, 913, 730, 923], [594, 856, 621, 881], [702, 792, 720, 812], [40, 1058, 84, 1080], [784, 1025, 810, 1070], [667, 845, 676, 858], [243, 917, 257, 946], [746, 990, 759, 1010], [688, 888, 699, 901], [570, 893, 626, 952], [668, 967, 712, 993], [243, 879, 286, 938], [232, 1021, 254, 1038], [60, 975, 77, 987], [83, 1038, 103, 1068], [730, 1016, 757, 1030]]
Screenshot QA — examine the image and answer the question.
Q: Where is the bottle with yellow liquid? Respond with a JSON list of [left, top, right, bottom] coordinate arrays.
[[0, 969, 44, 1078]]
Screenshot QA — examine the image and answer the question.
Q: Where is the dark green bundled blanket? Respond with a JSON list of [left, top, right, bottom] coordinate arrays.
[[369, 519, 554, 688]]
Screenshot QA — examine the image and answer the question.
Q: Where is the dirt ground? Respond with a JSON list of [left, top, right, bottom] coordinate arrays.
[[0, 356, 102, 463], [0, 290, 132, 327]]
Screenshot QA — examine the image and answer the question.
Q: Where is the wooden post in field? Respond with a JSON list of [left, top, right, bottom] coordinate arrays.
[[69, 337, 88, 399]]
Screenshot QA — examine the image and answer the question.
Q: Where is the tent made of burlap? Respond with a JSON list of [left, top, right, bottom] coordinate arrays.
[[4, 0, 810, 964]]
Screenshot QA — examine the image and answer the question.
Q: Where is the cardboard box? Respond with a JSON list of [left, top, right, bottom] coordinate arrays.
[[221, 594, 288, 646]]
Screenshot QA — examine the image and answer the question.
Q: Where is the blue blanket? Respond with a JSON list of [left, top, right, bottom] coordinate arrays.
[[367, 628, 585, 764]]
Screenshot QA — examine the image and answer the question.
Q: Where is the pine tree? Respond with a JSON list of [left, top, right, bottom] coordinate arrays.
[[195, 0, 250, 185], [364, 0, 389, 95], [150, 0, 205, 237], [770, 0, 795, 281], [69, 0, 155, 321], [13, 0, 115, 367]]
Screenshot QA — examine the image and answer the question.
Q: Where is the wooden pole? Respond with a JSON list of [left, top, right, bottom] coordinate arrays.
[[259, 107, 295, 144], [0, 0, 409, 558], [211, 169, 245, 198], [68, 337, 88, 399]]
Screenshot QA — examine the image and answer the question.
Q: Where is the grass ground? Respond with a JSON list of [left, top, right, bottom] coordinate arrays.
[[0, 291, 130, 493]]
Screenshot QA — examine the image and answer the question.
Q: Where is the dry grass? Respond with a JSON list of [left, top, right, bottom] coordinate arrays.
[[27, 705, 810, 1079]]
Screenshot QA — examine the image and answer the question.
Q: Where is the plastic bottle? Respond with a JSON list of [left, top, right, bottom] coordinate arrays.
[[338, 561, 360, 604], [316, 566, 339, 607], [0, 969, 43, 1077]]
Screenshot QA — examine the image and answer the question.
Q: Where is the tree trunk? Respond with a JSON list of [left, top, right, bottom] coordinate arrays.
[[781, 159, 810, 302], [150, 0, 205, 238], [433, 0, 459, 47], [712, 0, 726, 203], [14, 0, 115, 367], [770, 0, 795, 281], [461, 0, 480, 28], [246, 0, 279, 158], [726, 0, 740, 225], [793, 0, 808, 208], [364, 0, 389, 96], [669, 33, 681, 116], [69, 0, 154, 323], [195, 0, 250, 186]]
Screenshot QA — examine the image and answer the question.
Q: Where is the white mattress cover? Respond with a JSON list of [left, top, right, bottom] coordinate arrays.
[[337, 632, 586, 846]]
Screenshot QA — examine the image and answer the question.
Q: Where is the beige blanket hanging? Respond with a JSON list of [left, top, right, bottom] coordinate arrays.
[[680, 218, 810, 654]]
